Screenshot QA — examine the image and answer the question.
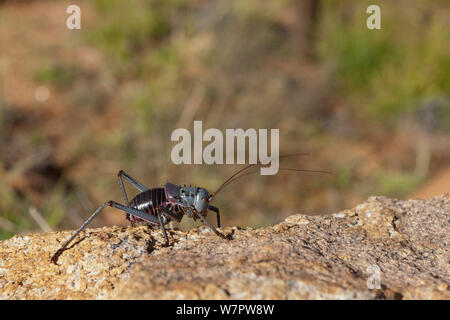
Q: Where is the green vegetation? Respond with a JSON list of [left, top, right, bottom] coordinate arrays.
[[84, 0, 174, 77], [34, 64, 78, 87], [377, 171, 424, 198], [320, 1, 450, 125], [0, 0, 449, 239], [0, 182, 29, 239]]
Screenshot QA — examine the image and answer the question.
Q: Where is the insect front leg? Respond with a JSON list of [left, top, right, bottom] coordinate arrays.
[[208, 205, 221, 228], [195, 211, 227, 239]]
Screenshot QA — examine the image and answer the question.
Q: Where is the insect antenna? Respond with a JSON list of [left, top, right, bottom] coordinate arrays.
[[215, 167, 331, 195], [208, 152, 315, 201]]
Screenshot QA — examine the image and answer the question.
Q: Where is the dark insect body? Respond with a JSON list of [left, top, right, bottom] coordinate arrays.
[[128, 188, 180, 224], [126, 184, 216, 226], [51, 154, 330, 264]]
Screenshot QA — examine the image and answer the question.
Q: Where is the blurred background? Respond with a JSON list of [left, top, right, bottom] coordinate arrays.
[[0, 0, 449, 239]]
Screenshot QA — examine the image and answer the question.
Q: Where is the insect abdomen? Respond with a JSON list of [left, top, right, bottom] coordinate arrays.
[[128, 188, 166, 223]]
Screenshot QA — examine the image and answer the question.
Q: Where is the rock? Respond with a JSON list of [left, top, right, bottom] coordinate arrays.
[[0, 194, 448, 300]]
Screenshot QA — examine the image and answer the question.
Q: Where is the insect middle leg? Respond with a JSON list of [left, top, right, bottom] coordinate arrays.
[[110, 202, 171, 247], [156, 210, 169, 245], [160, 206, 183, 223]]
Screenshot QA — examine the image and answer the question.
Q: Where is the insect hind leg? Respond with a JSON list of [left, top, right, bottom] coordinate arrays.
[[51, 200, 160, 264], [117, 170, 149, 206]]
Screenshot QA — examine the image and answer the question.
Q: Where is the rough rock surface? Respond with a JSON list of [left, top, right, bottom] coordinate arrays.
[[0, 195, 448, 299]]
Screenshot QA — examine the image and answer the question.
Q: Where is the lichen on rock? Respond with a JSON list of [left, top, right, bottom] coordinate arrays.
[[0, 194, 448, 299]]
